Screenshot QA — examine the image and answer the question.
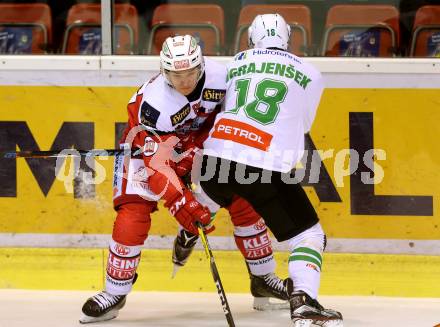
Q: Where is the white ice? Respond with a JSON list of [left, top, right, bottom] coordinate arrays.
[[1, 290, 439, 327]]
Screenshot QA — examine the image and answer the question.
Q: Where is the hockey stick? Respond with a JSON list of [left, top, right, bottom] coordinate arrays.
[[197, 222, 236, 327], [0, 149, 140, 159]]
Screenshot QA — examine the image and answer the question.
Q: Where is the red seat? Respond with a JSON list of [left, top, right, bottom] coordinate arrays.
[[234, 4, 312, 56], [410, 5, 440, 57], [322, 5, 400, 57], [147, 4, 224, 55], [0, 3, 52, 54], [62, 3, 138, 54]]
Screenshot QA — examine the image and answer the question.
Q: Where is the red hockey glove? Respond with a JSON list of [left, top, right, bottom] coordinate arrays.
[[166, 189, 213, 235], [175, 147, 199, 177]]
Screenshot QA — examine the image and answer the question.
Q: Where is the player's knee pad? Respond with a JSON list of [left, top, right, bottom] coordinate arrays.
[[112, 202, 154, 246], [234, 218, 275, 275], [228, 196, 261, 226], [287, 223, 326, 273], [106, 239, 141, 295]]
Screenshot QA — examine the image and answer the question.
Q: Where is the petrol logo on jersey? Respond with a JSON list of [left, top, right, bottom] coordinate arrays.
[[202, 88, 226, 102], [171, 104, 191, 126], [140, 101, 160, 128], [212, 118, 273, 151]]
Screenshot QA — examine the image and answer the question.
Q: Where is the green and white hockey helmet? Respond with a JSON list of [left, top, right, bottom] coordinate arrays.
[[248, 14, 291, 51]]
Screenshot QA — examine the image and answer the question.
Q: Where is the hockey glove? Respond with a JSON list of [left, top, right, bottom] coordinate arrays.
[[175, 147, 199, 177], [166, 189, 212, 235]]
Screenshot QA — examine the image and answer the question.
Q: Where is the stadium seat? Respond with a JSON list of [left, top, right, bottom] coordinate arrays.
[[322, 4, 400, 57], [147, 3, 224, 55], [0, 3, 52, 54], [410, 5, 440, 57], [234, 4, 312, 56], [62, 3, 138, 54]]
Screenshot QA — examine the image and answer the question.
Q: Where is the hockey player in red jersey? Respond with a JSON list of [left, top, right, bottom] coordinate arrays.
[[80, 35, 290, 324]]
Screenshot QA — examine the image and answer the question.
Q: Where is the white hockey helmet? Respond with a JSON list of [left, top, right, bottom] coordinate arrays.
[[160, 35, 205, 86], [248, 14, 291, 50]]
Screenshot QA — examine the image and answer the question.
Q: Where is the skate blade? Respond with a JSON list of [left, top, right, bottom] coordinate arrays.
[[291, 318, 343, 327], [292, 319, 313, 327], [253, 297, 290, 311], [79, 310, 119, 324], [171, 264, 182, 279], [321, 319, 343, 327]]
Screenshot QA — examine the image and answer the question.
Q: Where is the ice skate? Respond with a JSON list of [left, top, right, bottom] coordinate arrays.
[[80, 273, 137, 324], [290, 291, 343, 327], [79, 291, 127, 324], [251, 272, 292, 310], [171, 229, 199, 278]]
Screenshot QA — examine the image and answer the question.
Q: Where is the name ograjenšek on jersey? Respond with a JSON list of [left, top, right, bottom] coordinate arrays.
[[227, 50, 312, 90]]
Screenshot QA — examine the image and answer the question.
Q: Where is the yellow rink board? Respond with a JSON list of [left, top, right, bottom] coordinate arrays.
[[0, 87, 438, 240], [1, 248, 440, 297]]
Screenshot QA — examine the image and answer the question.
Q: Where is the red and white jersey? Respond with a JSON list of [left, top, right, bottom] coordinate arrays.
[[203, 48, 324, 173], [113, 57, 226, 205], [126, 57, 226, 139]]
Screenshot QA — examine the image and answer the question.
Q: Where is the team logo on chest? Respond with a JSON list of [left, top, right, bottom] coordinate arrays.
[[142, 137, 159, 156], [170, 104, 191, 126]]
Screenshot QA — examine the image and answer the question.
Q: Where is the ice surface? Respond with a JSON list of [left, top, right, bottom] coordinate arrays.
[[1, 290, 439, 327]]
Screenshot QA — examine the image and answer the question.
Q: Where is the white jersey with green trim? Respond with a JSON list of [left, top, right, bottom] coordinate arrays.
[[203, 48, 324, 173]]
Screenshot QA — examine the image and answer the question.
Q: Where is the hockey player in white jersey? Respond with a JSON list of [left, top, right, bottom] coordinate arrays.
[[199, 14, 343, 326], [79, 35, 290, 324]]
